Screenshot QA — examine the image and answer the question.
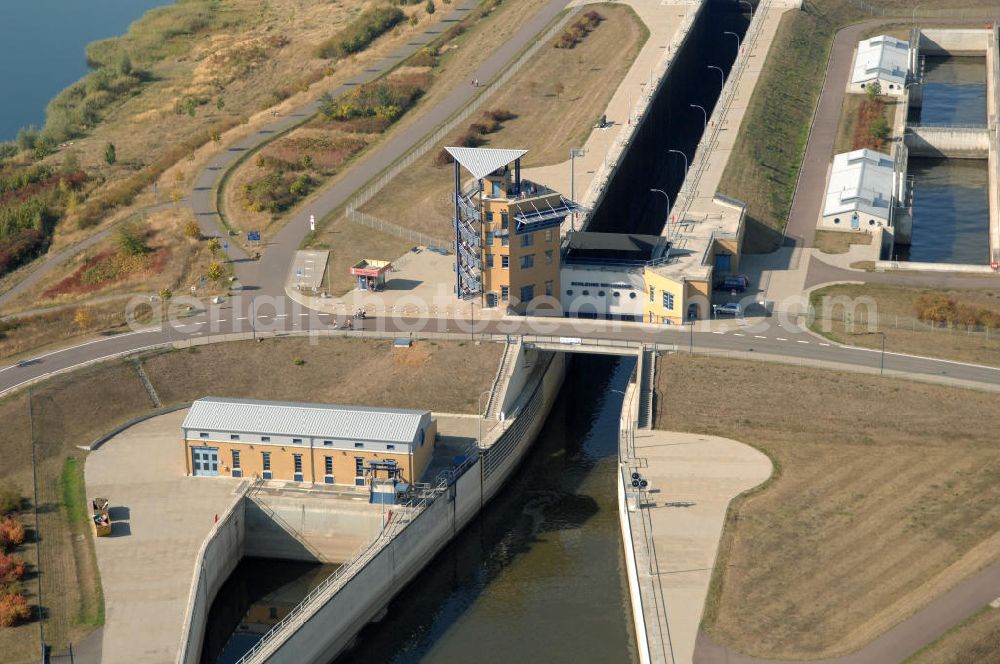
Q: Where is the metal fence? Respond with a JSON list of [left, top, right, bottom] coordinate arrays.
[[795, 307, 1000, 341], [848, 0, 1000, 20]]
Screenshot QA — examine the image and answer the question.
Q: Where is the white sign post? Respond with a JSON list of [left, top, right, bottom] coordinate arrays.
[[309, 214, 316, 232]]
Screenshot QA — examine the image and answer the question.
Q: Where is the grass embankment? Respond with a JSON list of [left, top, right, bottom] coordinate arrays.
[[224, 0, 558, 276], [654, 355, 1000, 659], [0, 0, 452, 304], [716, 0, 995, 252], [303, 3, 645, 294], [809, 283, 1000, 366], [358, 3, 645, 233], [905, 607, 1000, 664], [0, 336, 501, 660]]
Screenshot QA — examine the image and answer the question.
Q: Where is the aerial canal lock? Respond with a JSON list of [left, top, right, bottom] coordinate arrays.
[[822, 26, 1000, 271]]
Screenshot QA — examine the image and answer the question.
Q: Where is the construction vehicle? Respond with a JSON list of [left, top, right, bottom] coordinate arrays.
[[91, 498, 111, 537]]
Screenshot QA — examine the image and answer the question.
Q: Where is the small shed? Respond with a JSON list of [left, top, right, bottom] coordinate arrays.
[[350, 259, 392, 291]]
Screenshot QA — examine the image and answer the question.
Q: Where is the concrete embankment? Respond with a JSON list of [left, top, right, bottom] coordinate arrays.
[[904, 126, 990, 159], [219, 347, 566, 664]]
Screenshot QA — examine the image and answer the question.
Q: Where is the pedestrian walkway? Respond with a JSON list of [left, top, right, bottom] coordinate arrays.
[[85, 410, 241, 664], [522, 0, 695, 222], [621, 430, 771, 664]]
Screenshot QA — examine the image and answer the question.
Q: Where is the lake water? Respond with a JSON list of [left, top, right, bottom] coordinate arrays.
[[899, 157, 990, 265], [908, 56, 987, 127], [0, 0, 172, 141]]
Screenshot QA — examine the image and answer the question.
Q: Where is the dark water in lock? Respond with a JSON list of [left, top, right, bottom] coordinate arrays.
[[202, 558, 338, 664], [335, 355, 636, 664], [898, 157, 989, 264], [0, 0, 173, 140], [908, 56, 987, 127]]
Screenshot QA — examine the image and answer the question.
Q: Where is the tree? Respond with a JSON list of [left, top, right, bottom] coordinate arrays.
[[866, 80, 882, 100], [0, 518, 25, 551], [425, 0, 436, 14], [116, 225, 150, 256], [183, 220, 201, 240], [15, 126, 38, 152], [73, 308, 91, 330], [206, 262, 224, 283], [207, 238, 221, 256], [0, 594, 30, 628], [158, 287, 172, 303], [104, 142, 117, 165], [869, 115, 890, 142]]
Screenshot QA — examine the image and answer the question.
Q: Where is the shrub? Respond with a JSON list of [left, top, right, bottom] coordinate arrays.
[[0, 553, 25, 586], [206, 261, 224, 283], [425, 0, 436, 14], [0, 518, 25, 552], [456, 132, 484, 148], [183, 220, 201, 240], [116, 224, 151, 256], [0, 489, 23, 517], [468, 122, 489, 135], [0, 594, 30, 627], [433, 148, 454, 166], [316, 6, 405, 59], [408, 48, 438, 67], [318, 76, 427, 126]]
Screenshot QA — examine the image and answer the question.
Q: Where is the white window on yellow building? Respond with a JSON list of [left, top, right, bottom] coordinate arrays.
[[545, 229, 553, 242], [649, 286, 655, 303], [501, 286, 510, 302], [521, 234, 534, 247], [545, 280, 554, 296], [662, 292, 674, 310], [520, 254, 534, 269], [502, 255, 509, 269], [545, 249, 553, 264]]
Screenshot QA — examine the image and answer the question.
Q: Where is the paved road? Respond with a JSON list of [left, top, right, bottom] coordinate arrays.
[[806, 254, 1000, 289], [3, 294, 1000, 398], [191, 0, 573, 294]]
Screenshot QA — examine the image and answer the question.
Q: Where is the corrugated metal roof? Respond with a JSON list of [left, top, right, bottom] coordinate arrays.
[[852, 35, 909, 87], [182, 397, 428, 444], [823, 149, 895, 219], [444, 147, 528, 179]]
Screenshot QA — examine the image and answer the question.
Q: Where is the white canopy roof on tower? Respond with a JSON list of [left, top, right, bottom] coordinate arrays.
[[444, 147, 528, 179]]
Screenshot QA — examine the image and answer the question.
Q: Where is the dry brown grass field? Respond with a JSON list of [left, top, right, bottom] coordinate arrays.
[[354, 3, 647, 240], [812, 228, 873, 254], [906, 607, 1000, 664], [655, 354, 1000, 659], [809, 283, 1000, 366], [221, 0, 554, 245], [0, 336, 501, 659]]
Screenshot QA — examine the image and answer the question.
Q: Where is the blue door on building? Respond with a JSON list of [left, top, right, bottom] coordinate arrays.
[[192, 447, 219, 476], [715, 253, 732, 272]]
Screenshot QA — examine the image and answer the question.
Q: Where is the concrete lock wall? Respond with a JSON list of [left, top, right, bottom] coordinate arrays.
[[905, 127, 990, 159], [260, 352, 566, 664], [177, 495, 247, 664], [920, 29, 990, 56], [244, 494, 384, 563]]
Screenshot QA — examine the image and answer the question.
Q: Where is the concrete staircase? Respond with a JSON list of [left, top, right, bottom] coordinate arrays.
[[132, 360, 162, 409], [484, 339, 520, 420], [636, 348, 656, 430]]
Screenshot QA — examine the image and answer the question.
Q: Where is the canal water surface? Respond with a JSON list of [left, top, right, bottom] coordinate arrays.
[[899, 157, 990, 264], [335, 354, 636, 664], [909, 55, 987, 127]]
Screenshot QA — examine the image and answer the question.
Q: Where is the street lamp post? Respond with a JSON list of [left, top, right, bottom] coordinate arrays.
[[569, 147, 585, 231], [724, 30, 740, 55], [739, 0, 753, 22], [912, 3, 920, 25], [668, 149, 688, 180], [690, 103, 707, 132], [708, 65, 725, 92], [649, 188, 671, 220]]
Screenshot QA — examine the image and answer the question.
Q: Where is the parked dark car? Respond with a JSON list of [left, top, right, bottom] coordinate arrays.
[[714, 274, 750, 292]]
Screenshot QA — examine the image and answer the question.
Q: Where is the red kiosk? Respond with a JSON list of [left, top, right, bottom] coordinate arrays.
[[350, 259, 392, 291]]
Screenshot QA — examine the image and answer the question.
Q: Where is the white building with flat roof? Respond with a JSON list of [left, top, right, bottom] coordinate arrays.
[[821, 148, 896, 232], [849, 35, 910, 96]]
